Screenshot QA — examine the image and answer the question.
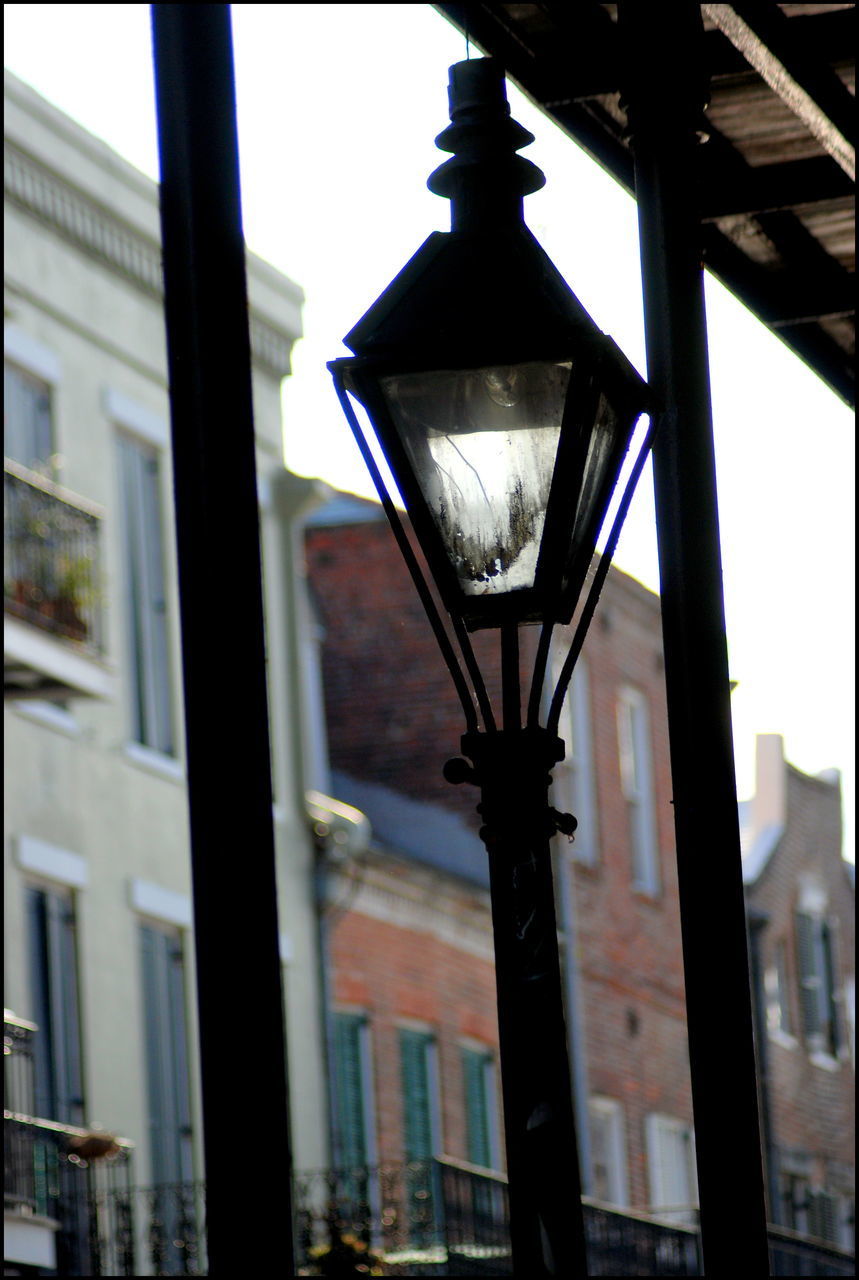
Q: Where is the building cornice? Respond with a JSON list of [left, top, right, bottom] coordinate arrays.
[[326, 862, 494, 962], [5, 140, 297, 379]]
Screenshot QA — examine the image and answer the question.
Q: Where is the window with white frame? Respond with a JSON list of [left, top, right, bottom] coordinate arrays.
[[550, 656, 598, 864], [617, 687, 660, 895], [795, 910, 842, 1058], [645, 1113, 698, 1225], [4, 327, 62, 477], [765, 938, 794, 1038], [784, 1182, 855, 1249], [116, 431, 174, 756], [332, 1012, 376, 1172], [399, 1027, 442, 1244], [139, 923, 194, 1188], [400, 1028, 441, 1163], [588, 1097, 628, 1207], [779, 1167, 812, 1235], [5, 361, 55, 474]]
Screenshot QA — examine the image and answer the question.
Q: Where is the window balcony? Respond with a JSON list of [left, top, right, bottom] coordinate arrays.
[[4, 460, 114, 701], [4, 1013, 135, 1276], [3, 1154, 854, 1275]]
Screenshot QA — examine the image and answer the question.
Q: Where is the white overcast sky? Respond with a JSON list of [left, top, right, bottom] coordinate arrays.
[[4, 4, 855, 861]]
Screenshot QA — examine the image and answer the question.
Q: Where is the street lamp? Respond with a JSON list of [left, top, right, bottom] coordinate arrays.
[[330, 58, 652, 1277]]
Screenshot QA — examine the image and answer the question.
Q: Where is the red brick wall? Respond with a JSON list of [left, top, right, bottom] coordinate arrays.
[[307, 505, 695, 1210], [308, 504, 854, 1225], [328, 888, 500, 1168], [745, 766, 855, 1213]]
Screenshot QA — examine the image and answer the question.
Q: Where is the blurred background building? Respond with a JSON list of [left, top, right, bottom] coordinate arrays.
[[3, 69, 329, 1275]]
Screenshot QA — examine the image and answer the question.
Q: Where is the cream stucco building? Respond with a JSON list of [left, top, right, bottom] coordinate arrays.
[[4, 68, 333, 1273]]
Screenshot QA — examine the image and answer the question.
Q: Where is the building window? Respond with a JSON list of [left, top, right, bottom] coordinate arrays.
[[332, 1012, 374, 1171], [645, 1114, 698, 1225], [462, 1046, 500, 1171], [779, 1170, 811, 1236], [782, 1180, 852, 1247], [117, 433, 174, 755], [617, 687, 660, 895], [26, 884, 85, 1126], [795, 911, 841, 1057], [807, 1190, 844, 1246], [588, 1097, 628, 1208], [550, 657, 598, 864], [765, 939, 794, 1037], [4, 361, 54, 475], [399, 1028, 441, 1244], [139, 924, 193, 1188]]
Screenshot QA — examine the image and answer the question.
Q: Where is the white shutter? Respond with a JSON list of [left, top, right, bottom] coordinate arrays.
[[645, 1114, 698, 1224]]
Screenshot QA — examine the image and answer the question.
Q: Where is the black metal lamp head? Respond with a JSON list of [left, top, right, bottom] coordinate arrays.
[[330, 57, 649, 637]]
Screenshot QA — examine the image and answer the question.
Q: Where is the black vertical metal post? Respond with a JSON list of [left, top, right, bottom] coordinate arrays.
[[457, 717, 588, 1276], [748, 908, 780, 1225], [619, 2, 770, 1273], [151, 6, 295, 1273]]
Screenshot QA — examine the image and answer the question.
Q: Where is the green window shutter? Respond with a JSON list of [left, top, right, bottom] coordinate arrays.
[[400, 1030, 434, 1162], [333, 1014, 368, 1170], [821, 923, 841, 1055], [808, 1191, 839, 1243], [462, 1049, 491, 1169], [795, 912, 823, 1039]]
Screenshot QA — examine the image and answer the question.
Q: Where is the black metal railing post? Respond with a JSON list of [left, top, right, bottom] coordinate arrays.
[[618, 3, 771, 1274], [150, 6, 295, 1272]]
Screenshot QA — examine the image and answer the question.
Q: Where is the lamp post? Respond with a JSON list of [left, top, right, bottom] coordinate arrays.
[[330, 59, 652, 1277]]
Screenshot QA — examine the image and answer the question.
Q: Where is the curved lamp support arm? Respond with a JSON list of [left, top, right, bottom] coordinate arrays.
[[452, 615, 497, 733], [527, 618, 556, 730]]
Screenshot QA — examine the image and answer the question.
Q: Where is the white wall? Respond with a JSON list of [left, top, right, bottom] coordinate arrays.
[[4, 69, 329, 1179]]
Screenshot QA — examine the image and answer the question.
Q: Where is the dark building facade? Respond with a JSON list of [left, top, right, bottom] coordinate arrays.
[[743, 735, 855, 1248]]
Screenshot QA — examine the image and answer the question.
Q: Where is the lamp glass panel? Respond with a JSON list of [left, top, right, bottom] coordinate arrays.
[[380, 361, 571, 599], [569, 392, 622, 561]]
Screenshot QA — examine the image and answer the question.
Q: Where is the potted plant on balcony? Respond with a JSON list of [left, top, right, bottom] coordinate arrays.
[[51, 552, 96, 642]]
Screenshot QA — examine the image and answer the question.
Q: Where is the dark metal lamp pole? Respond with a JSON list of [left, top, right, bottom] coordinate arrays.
[[330, 59, 653, 1276]]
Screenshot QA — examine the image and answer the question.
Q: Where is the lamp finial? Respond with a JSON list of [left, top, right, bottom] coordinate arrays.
[[428, 58, 545, 230]]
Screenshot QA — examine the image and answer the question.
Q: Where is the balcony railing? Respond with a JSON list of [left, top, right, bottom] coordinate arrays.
[[4, 459, 104, 652], [3, 1010, 37, 1119], [294, 1161, 446, 1274], [438, 1156, 702, 1276], [767, 1226, 858, 1278], [3, 1155, 855, 1275], [4, 1113, 135, 1276]]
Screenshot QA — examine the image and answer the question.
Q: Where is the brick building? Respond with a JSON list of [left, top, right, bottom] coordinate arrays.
[[743, 735, 855, 1248], [305, 493, 697, 1222], [305, 492, 855, 1259]]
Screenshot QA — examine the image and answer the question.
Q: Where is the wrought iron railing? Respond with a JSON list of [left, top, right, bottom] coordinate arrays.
[[4, 1152, 855, 1275], [767, 1225, 856, 1277], [294, 1161, 446, 1274], [4, 459, 104, 650], [4, 1011, 37, 1119], [4, 1113, 135, 1274], [438, 1156, 701, 1276]]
